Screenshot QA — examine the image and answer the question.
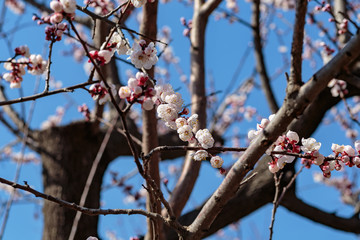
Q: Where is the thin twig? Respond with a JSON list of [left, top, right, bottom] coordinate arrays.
[[268, 166, 304, 240], [0, 80, 100, 106], [68, 117, 117, 240], [340, 92, 360, 127]]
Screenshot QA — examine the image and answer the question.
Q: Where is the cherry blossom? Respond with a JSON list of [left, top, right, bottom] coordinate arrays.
[[301, 137, 321, 153], [103, 32, 129, 56], [131, 0, 146, 8], [210, 156, 224, 168], [60, 0, 77, 14], [193, 150, 208, 161], [177, 125, 193, 142], [128, 40, 158, 69], [195, 129, 215, 149], [89, 81, 116, 105], [15, 45, 30, 57], [5, 0, 25, 14], [28, 54, 47, 75], [84, 0, 114, 15]]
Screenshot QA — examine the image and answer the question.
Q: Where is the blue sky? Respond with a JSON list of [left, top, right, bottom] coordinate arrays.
[[1, 0, 360, 239]]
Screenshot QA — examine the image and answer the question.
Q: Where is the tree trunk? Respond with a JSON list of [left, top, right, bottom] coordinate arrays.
[[36, 122, 111, 240]]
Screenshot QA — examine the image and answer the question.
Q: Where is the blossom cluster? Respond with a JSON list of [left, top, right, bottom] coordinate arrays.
[[31, 0, 75, 41], [314, 173, 359, 206], [119, 72, 156, 110], [89, 81, 116, 105], [5, 0, 25, 14], [2, 46, 47, 88], [2, 147, 39, 164], [41, 106, 65, 129], [127, 40, 158, 70], [258, 0, 295, 10], [78, 103, 91, 121], [89, 31, 129, 66], [337, 19, 349, 35], [249, 115, 360, 178], [327, 79, 347, 97], [180, 17, 192, 37], [266, 130, 301, 173], [84, 0, 114, 15], [153, 84, 224, 169], [88, 33, 157, 71]]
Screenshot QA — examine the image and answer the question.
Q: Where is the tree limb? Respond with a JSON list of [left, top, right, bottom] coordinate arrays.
[[289, 0, 308, 86], [186, 31, 360, 240], [281, 192, 360, 234], [251, 0, 279, 113]]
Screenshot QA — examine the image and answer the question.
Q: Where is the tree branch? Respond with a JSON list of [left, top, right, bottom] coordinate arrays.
[[251, 0, 279, 113], [281, 192, 360, 234], [186, 31, 360, 240], [289, 0, 308, 86]]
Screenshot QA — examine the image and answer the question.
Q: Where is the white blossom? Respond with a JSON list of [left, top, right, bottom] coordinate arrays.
[[331, 143, 344, 154], [269, 164, 280, 173], [177, 125, 193, 142], [128, 40, 158, 69], [28, 54, 47, 75], [60, 0, 76, 14], [98, 49, 114, 64], [118, 86, 131, 99], [343, 145, 355, 157], [157, 104, 177, 122], [193, 150, 208, 161], [142, 98, 154, 111], [187, 114, 199, 131], [109, 32, 129, 55], [355, 140, 360, 153], [312, 151, 325, 165], [175, 117, 187, 129], [131, 0, 146, 7], [301, 137, 321, 153], [195, 129, 214, 149], [286, 130, 299, 143], [210, 156, 224, 168], [164, 92, 183, 112]]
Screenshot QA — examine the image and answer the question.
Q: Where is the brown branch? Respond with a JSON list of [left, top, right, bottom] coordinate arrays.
[[0, 80, 99, 106], [0, 87, 28, 133], [334, 0, 351, 46], [0, 177, 164, 221], [281, 192, 360, 234], [289, 0, 308, 86], [200, 0, 223, 17], [138, 1, 162, 239], [167, 0, 210, 219], [269, 166, 304, 240], [251, 0, 279, 113], [186, 31, 360, 240], [340, 92, 360, 127], [68, 118, 117, 240]]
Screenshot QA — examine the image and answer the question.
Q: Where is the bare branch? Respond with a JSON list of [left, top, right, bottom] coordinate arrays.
[[0, 177, 164, 220], [68, 118, 117, 240], [281, 192, 360, 234], [289, 0, 308, 86], [251, 0, 279, 113], [200, 0, 223, 18], [0, 80, 100, 106]]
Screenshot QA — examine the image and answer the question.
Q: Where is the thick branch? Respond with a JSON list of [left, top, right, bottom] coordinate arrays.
[[281, 192, 360, 234], [168, 0, 209, 219], [186, 31, 360, 240], [289, 0, 308, 86], [251, 0, 279, 113]]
